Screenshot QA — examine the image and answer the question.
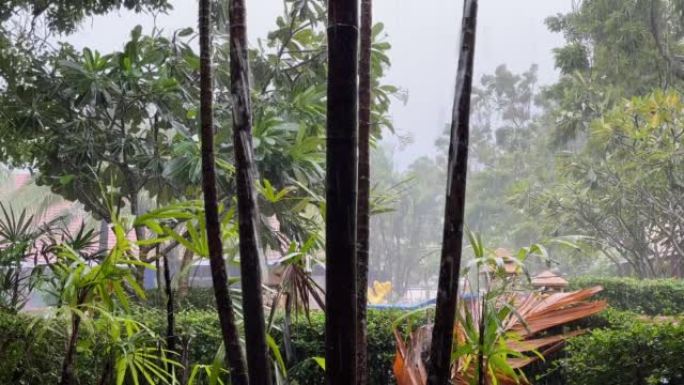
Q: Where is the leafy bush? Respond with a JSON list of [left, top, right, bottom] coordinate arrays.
[[144, 287, 219, 310], [569, 276, 684, 315], [0, 307, 424, 385], [9, 304, 673, 385], [558, 318, 684, 385], [273, 309, 428, 385], [0, 310, 102, 385]]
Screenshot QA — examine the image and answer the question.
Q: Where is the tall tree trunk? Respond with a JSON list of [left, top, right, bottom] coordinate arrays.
[[228, 0, 272, 383], [198, 1, 249, 385], [356, 0, 372, 384], [178, 248, 194, 300], [130, 193, 150, 286], [97, 353, 114, 385], [326, 0, 359, 384], [98, 219, 109, 254], [59, 292, 87, 385], [426, 1, 478, 385], [59, 314, 82, 385], [282, 293, 295, 363], [163, 252, 176, 352]]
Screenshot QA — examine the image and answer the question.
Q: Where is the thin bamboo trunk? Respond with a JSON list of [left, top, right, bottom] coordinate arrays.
[[326, 0, 359, 384], [356, 0, 372, 384], [98, 219, 109, 254], [228, 0, 272, 383], [58, 314, 81, 385], [198, 1, 249, 385], [59, 292, 87, 385], [426, 1, 478, 385], [97, 353, 114, 385], [163, 252, 176, 352]]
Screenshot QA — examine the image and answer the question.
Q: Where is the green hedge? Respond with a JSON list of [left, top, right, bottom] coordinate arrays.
[[0, 309, 227, 385], [5, 302, 682, 385], [0, 308, 422, 385], [143, 287, 219, 310], [0, 311, 103, 385], [558, 318, 684, 385], [569, 276, 684, 315], [274, 309, 427, 385]]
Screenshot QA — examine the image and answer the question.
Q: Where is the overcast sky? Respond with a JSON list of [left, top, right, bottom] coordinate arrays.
[[65, 0, 572, 169]]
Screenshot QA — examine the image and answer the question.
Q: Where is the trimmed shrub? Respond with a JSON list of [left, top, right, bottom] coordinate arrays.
[[569, 276, 684, 315], [6, 302, 676, 385], [558, 318, 684, 385], [273, 309, 428, 385], [0, 311, 103, 385], [143, 287, 219, 310], [0, 308, 424, 385]]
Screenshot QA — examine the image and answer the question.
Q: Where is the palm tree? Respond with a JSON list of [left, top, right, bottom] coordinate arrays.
[[427, 1, 478, 385], [326, 0, 359, 384], [228, 0, 272, 383], [356, 0, 373, 383], [198, 1, 248, 385]]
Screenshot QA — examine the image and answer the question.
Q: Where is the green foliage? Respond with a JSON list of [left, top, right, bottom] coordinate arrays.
[[0, 308, 423, 385], [0, 1, 171, 34], [369, 147, 445, 296], [461, 64, 551, 252], [3, 305, 679, 385], [559, 319, 684, 385], [541, 91, 684, 278], [0, 0, 397, 263], [144, 287, 220, 310], [0, 310, 102, 385], [570, 276, 684, 315], [0, 203, 55, 311], [274, 309, 424, 385], [546, 0, 684, 97]]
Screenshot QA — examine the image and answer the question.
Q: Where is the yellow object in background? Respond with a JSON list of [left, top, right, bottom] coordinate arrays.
[[368, 281, 392, 304]]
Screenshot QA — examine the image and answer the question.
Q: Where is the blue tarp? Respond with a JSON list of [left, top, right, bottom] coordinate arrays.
[[367, 293, 480, 310]]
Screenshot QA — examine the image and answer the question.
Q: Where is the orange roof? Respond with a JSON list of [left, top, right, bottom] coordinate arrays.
[[531, 270, 568, 288]]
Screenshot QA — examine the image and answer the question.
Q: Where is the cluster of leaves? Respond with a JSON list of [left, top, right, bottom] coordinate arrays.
[[0, 0, 398, 264], [449, 0, 684, 278], [367, 147, 443, 296], [0, 307, 414, 385], [559, 318, 684, 385], [0, 0, 171, 34], [537, 91, 684, 278], [569, 276, 684, 316]]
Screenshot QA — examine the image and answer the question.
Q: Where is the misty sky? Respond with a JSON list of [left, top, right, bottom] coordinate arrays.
[[65, 0, 572, 169]]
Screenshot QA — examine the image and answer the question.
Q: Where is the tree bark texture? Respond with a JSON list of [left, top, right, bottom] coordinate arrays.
[[326, 1, 359, 385], [199, 1, 249, 384], [228, 0, 272, 383], [356, 0, 372, 383], [426, 1, 478, 385], [163, 252, 176, 353]]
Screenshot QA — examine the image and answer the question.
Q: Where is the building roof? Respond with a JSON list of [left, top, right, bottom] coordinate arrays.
[[3, 171, 135, 265], [531, 270, 568, 288]]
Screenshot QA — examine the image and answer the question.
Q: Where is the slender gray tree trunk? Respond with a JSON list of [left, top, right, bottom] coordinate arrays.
[[98, 219, 109, 254], [427, 1, 478, 385], [356, 0, 372, 384], [178, 248, 194, 300], [228, 0, 272, 383], [326, 0, 359, 384], [198, 1, 249, 384]]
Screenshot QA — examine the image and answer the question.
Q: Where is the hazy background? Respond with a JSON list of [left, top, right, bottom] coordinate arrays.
[[65, 0, 571, 168]]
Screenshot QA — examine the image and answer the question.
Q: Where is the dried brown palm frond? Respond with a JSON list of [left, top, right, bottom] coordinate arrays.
[[393, 286, 607, 385]]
